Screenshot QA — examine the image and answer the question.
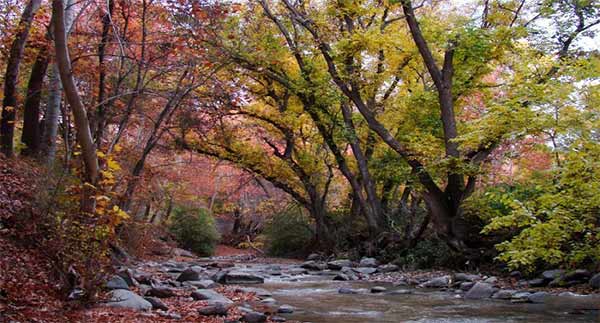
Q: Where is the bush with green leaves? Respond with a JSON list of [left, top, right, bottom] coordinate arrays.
[[476, 141, 600, 273], [168, 206, 220, 256], [264, 204, 314, 257]]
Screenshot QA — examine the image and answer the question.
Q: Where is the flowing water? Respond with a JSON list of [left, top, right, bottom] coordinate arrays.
[[238, 265, 600, 323]]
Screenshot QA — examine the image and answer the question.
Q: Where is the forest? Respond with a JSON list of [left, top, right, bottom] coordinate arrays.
[[0, 0, 599, 322]]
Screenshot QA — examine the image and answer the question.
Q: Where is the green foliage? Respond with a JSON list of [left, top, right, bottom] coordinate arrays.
[[264, 204, 314, 257], [392, 239, 457, 270], [169, 206, 220, 256], [479, 142, 600, 272]]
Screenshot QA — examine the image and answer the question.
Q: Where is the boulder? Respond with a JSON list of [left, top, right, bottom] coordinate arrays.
[[492, 289, 517, 300], [184, 279, 217, 289], [106, 289, 152, 311], [359, 257, 378, 267], [590, 273, 600, 289], [527, 278, 546, 287], [419, 276, 450, 288], [527, 291, 550, 304], [144, 297, 169, 311], [483, 276, 498, 284], [377, 264, 400, 273], [465, 282, 494, 299], [220, 271, 264, 284], [106, 275, 130, 290], [191, 289, 233, 304], [277, 305, 294, 314], [327, 259, 352, 270], [301, 261, 326, 271], [197, 303, 230, 316], [306, 253, 320, 261], [541, 269, 565, 281], [509, 271, 522, 279], [176, 268, 202, 282], [370, 286, 387, 293], [352, 267, 377, 275], [564, 269, 591, 282], [241, 311, 267, 323], [454, 273, 480, 282], [146, 286, 176, 298]]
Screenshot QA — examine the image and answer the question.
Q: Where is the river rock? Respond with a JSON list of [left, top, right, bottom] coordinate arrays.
[[465, 282, 494, 299], [236, 287, 272, 298], [420, 276, 450, 288], [527, 291, 550, 303], [483, 276, 498, 284], [327, 259, 352, 270], [509, 271, 522, 279], [511, 292, 532, 303], [133, 270, 153, 285], [172, 248, 194, 258], [590, 273, 600, 289], [191, 289, 233, 304], [146, 286, 176, 298], [116, 268, 138, 287], [220, 271, 264, 284], [184, 279, 217, 289], [271, 316, 287, 322], [106, 275, 130, 290], [339, 288, 366, 294], [454, 273, 480, 282], [371, 286, 387, 293], [492, 289, 517, 299], [333, 273, 351, 281], [528, 278, 546, 287], [144, 296, 169, 311], [377, 264, 399, 273], [176, 268, 202, 282], [359, 257, 378, 267], [306, 253, 320, 261], [241, 311, 267, 323], [542, 269, 565, 281], [106, 289, 152, 311], [389, 289, 413, 295], [301, 261, 326, 271], [564, 269, 591, 282], [353, 267, 377, 275], [278, 304, 294, 313], [197, 303, 230, 316]]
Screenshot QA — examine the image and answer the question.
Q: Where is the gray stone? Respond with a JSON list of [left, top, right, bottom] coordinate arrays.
[[542, 269, 565, 281], [465, 282, 494, 299], [419, 276, 450, 288], [511, 292, 532, 303], [277, 305, 294, 314], [327, 259, 352, 270], [333, 273, 351, 281], [107, 289, 152, 311], [116, 269, 138, 287], [177, 268, 202, 282], [271, 315, 287, 322], [198, 303, 230, 316], [589, 273, 600, 289], [191, 289, 233, 304], [492, 289, 517, 299], [306, 253, 320, 261], [338, 288, 366, 294], [260, 297, 276, 304], [352, 267, 377, 275], [377, 264, 400, 273], [241, 311, 267, 323], [483, 276, 498, 284], [172, 248, 194, 258], [359, 257, 378, 267], [454, 273, 480, 282], [528, 278, 546, 287], [564, 269, 591, 282], [221, 271, 264, 284], [106, 275, 130, 290], [371, 286, 387, 293], [236, 287, 272, 298], [509, 271, 522, 279], [301, 261, 326, 271], [144, 297, 169, 311], [389, 289, 413, 295], [158, 311, 182, 320], [184, 279, 217, 289], [527, 291, 550, 303], [146, 286, 176, 298]]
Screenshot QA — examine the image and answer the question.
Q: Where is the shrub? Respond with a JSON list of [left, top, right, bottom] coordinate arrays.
[[168, 206, 220, 256], [264, 204, 314, 257]]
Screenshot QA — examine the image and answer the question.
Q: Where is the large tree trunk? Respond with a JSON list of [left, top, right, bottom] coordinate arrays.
[[0, 0, 42, 157], [41, 0, 75, 164], [52, 0, 99, 211], [92, 0, 114, 144], [21, 48, 49, 156]]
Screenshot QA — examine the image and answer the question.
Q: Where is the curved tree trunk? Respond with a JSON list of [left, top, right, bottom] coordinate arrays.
[[52, 0, 99, 211], [0, 0, 42, 157]]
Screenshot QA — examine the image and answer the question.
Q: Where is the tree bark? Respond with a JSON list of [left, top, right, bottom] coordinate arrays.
[[52, 0, 99, 211], [21, 47, 49, 156], [92, 0, 114, 144], [0, 0, 42, 157]]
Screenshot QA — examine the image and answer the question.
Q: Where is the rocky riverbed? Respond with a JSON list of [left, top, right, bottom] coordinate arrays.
[[98, 251, 600, 322]]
